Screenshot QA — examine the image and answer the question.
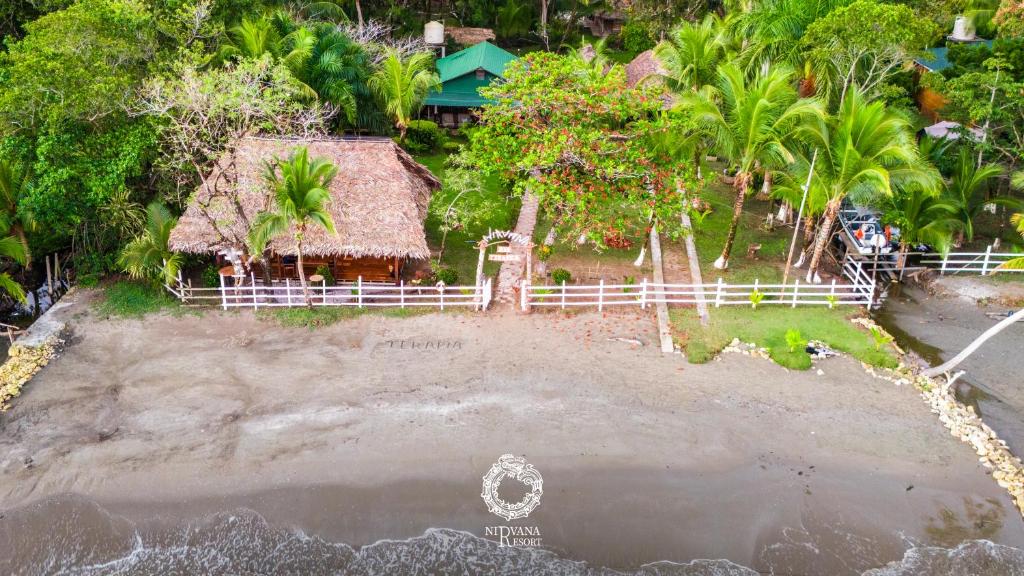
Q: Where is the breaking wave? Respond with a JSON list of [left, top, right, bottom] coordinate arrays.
[[2, 497, 1023, 575]]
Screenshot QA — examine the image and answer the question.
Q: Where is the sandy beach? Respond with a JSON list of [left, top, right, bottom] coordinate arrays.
[[1, 289, 1023, 574]]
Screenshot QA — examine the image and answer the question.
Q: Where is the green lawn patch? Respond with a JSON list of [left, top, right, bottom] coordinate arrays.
[[97, 280, 179, 318], [695, 176, 792, 284], [259, 305, 439, 329], [670, 306, 898, 370], [414, 150, 517, 283]]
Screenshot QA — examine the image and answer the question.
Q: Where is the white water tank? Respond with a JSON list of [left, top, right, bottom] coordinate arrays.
[[425, 21, 445, 45], [950, 16, 976, 42]]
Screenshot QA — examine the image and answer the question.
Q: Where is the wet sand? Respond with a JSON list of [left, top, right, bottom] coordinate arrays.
[[1, 289, 1023, 574], [876, 283, 1024, 453]]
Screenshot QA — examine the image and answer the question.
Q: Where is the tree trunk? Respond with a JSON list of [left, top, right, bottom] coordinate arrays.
[[296, 228, 311, 308], [806, 199, 840, 283], [535, 227, 556, 277], [355, 0, 363, 31], [714, 173, 749, 270], [922, 307, 1024, 378], [539, 0, 549, 50], [775, 200, 792, 226], [794, 214, 816, 267]]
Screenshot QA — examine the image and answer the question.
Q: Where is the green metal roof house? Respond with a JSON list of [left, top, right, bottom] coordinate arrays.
[[914, 40, 994, 73], [424, 41, 518, 109]]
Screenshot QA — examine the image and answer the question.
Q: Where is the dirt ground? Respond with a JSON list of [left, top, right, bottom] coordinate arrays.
[[1, 288, 1022, 573]]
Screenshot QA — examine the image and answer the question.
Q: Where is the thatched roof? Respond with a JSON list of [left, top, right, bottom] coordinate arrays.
[[169, 136, 440, 260], [447, 27, 496, 46], [625, 50, 664, 88]]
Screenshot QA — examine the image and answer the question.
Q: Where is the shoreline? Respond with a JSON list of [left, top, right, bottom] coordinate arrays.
[[2, 299, 1023, 573]]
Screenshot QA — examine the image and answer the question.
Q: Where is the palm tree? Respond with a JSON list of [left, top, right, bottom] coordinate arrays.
[[369, 49, 439, 140], [0, 158, 34, 269], [680, 63, 823, 269], [733, 0, 844, 75], [118, 203, 182, 285], [654, 14, 733, 93], [0, 218, 27, 304], [942, 150, 1013, 245], [883, 185, 960, 269], [801, 90, 938, 282], [249, 147, 337, 308]]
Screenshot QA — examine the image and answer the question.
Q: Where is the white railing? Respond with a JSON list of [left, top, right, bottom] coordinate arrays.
[[918, 245, 1024, 276], [168, 274, 493, 311], [521, 275, 873, 311]]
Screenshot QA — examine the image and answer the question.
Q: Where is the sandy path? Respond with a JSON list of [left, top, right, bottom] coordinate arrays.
[[0, 289, 1021, 573]]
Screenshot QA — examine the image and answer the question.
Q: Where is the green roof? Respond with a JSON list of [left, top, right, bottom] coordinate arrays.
[[425, 41, 518, 108], [915, 40, 994, 72], [435, 41, 517, 83]]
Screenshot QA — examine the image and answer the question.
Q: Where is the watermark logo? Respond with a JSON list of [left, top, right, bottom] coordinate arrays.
[[481, 454, 543, 521]]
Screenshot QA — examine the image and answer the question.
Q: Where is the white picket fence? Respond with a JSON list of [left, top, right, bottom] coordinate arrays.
[[919, 245, 1024, 276], [520, 276, 874, 311], [167, 274, 493, 311]]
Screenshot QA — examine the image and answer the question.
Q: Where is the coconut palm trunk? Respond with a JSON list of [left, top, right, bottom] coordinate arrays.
[[794, 214, 816, 267], [805, 198, 841, 282], [13, 223, 30, 271], [715, 172, 750, 269], [294, 227, 313, 307]]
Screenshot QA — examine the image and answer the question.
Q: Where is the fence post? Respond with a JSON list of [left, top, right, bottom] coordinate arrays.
[[439, 282, 445, 311], [753, 279, 759, 308], [941, 252, 948, 275], [520, 278, 528, 311], [715, 278, 723, 308], [322, 279, 327, 305], [251, 272, 258, 310], [220, 271, 227, 310], [401, 279, 406, 309], [982, 244, 992, 276], [561, 280, 567, 310], [792, 279, 799, 308], [357, 276, 363, 308], [286, 278, 291, 307], [640, 278, 647, 309], [598, 279, 604, 312], [829, 279, 836, 309]]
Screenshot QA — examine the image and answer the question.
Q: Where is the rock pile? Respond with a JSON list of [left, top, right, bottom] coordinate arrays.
[[0, 336, 63, 411]]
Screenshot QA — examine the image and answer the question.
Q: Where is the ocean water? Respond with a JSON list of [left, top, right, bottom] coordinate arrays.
[[3, 497, 1023, 576]]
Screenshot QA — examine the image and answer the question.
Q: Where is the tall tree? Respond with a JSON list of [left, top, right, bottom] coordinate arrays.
[[250, 147, 338, 307], [800, 90, 938, 282], [368, 49, 439, 140], [803, 0, 936, 105], [680, 63, 823, 269]]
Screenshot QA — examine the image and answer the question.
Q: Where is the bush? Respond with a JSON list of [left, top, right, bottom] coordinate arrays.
[[619, 21, 655, 54], [202, 264, 221, 288], [314, 264, 336, 286], [404, 119, 447, 153], [442, 140, 461, 153], [551, 268, 571, 285], [435, 265, 459, 285], [97, 281, 176, 318]]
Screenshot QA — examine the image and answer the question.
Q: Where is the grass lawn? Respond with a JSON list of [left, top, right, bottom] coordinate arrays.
[[694, 176, 792, 284], [97, 280, 182, 318], [259, 306, 437, 329], [413, 150, 518, 284], [670, 306, 898, 370]]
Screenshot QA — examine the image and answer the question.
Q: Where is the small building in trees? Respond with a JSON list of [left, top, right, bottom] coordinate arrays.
[[424, 41, 518, 127], [169, 136, 440, 283]]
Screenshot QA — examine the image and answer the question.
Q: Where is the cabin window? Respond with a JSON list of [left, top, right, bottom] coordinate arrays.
[[476, 69, 485, 80]]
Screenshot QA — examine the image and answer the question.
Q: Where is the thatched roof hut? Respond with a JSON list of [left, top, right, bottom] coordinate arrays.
[[169, 136, 440, 261], [625, 50, 665, 88], [446, 27, 496, 46]]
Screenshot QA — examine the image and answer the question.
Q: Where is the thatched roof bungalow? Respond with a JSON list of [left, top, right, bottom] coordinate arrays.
[[169, 136, 440, 283]]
